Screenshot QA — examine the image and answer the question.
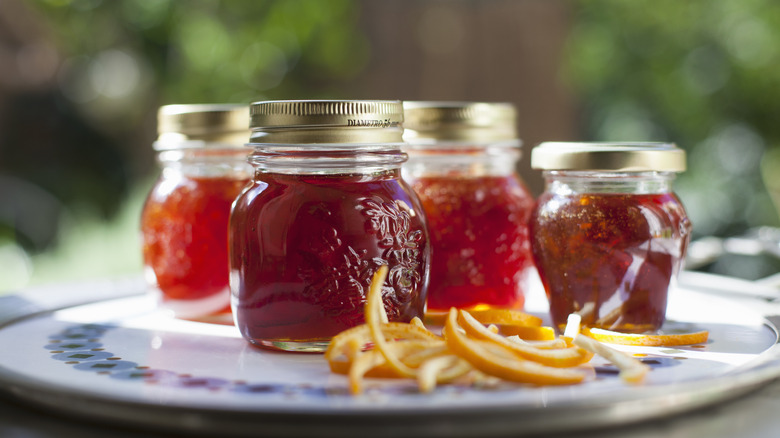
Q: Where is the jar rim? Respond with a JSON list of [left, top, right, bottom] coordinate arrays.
[[250, 100, 404, 145], [531, 142, 686, 172], [402, 101, 519, 143], [155, 104, 250, 150]]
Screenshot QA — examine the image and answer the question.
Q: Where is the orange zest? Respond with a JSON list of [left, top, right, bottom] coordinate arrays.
[[425, 308, 543, 328], [497, 324, 556, 341], [581, 327, 709, 347], [465, 308, 544, 327], [325, 266, 680, 394], [443, 309, 587, 386], [457, 310, 594, 368], [365, 266, 418, 379], [573, 334, 649, 384]]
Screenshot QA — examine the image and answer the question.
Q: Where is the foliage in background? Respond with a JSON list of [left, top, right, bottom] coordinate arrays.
[[5, 0, 780, 291], [38, 0, 367, 105], [2, 0, 366, 292], [565, 0, 780, 240]]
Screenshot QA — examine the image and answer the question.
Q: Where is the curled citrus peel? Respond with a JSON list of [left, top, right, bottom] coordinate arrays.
[[498, 325, 556, 341], [456, 310, 594, 368], [325, 266, 714, 393], [365, 266, 418, 379], [425, 308, 543, 328], [580, 327, 709, 347], [573, 335, 649, 384], [443, 308, 587, 385], [426, 307, 556, 342], [327, 266, 624, 394]]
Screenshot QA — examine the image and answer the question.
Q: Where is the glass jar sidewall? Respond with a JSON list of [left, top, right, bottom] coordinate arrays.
[[532, 171, 691, 332], [157, 148, 253, 179], [403, 141, 522, 178], [542, 170, 678, 195], [229, 170, 430, 347]]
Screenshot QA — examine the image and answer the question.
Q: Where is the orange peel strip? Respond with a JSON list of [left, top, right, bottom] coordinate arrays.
[[458, 310, 594, 368], [410, 316, 426, 330], [563, 313, 582, 339], [444, 308, 586, 386], [573, 334, 649, 384], [325, 321, 441, 362], [333, 339, 446, 378], [506, 335, 567, 350], [497, 325, 556, 341], [425, 308, 543, 327], [366, 266, 416, 378], [401, 343, 450, 368], [417, 355, 472, 393], [349, 349, 387, 394], [327, 336, 364, 375], [465, 308, 543, 327], [581, 327, 709, 347]]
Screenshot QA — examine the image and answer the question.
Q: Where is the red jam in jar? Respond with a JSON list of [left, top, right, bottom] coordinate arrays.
[[403, 102, 535, 311], [230, 100, 430, 352], [141, 105, 251, 322], [529, 142, 692, 333]]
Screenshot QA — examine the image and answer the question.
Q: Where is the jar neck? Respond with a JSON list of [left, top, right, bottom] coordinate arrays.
[[157, 148, 252, 179], [249, 143, 407, 175], [403, 141, 521, 177], [543, 171, 676, 194]]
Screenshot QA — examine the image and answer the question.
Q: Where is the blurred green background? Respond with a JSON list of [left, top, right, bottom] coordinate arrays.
[[2, 0, 779, 293]]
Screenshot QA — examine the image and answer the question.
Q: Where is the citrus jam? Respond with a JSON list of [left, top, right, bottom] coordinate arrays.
[[142, 174, 248, 315], [141, 104, 251, 320], [402, 102, 535, 311], [230, 171, 428, 343], [230, 100, 430, 352], [409, 174, 534, 310], [529, 142, 691, 333], [531, 192, 690, 332]]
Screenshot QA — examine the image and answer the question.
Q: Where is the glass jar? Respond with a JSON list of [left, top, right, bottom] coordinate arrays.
[[402, 102, 535, 311], [230, 100, 430, 352], [530, 142, 692, 333], [141, 104, 252, 323]]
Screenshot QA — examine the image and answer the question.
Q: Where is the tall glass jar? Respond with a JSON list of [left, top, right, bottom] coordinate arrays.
[[230, 100, 430, 352], [141, 104, 252, 323], [530, 142, 692, 333], [402, 102, 535, 311]]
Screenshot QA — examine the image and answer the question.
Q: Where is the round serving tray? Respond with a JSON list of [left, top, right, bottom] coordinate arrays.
[[1, 275, 779, 437]]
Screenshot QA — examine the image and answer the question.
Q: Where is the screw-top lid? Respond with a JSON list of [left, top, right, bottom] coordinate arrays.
[[249, 100, 404, 144], [402, 101, 519, 144], [531, 142, 686, 172], [155, 104, 249, 150]]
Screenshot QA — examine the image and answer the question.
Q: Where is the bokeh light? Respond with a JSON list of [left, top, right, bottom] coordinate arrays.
[[2, 0, 780, 292]]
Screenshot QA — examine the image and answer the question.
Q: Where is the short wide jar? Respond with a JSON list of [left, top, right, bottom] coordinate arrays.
[[402, 102, 535, 311], [141, 104, 252, 322], [230, 100, 430, 352], [529, 142, 692, 333]]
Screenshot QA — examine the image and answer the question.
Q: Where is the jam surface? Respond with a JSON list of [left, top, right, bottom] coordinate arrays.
[[408, 175, 535, 311], [229, 171, 429, 344], [141, 174, 249, 315], [530, 192, 691, 333]]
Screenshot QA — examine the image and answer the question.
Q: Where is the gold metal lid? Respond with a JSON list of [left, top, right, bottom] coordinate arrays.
[[402, 101, 519, 144], [249, 100, 404, 144], [155, 104, 250, 150], [531, 142, 686, 172]]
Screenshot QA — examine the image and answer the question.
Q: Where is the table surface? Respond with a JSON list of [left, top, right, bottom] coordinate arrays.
[[3, 273, 780, 438]]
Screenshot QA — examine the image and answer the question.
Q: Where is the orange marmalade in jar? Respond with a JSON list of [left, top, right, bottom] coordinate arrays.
[[141, 104, 252, 322], [402, 102, 535, 311], [530, 142, 692, 333], [230, 100, 430, 352]]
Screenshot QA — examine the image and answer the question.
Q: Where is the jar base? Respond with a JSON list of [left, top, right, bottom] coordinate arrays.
[[250, 339, 330, 353]]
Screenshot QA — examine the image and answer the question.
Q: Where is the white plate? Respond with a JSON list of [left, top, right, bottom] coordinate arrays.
[[1, 275, 779, 437]]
